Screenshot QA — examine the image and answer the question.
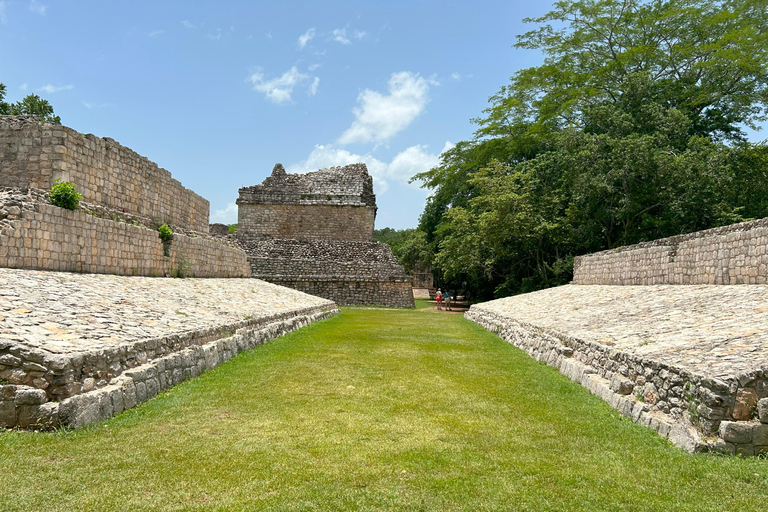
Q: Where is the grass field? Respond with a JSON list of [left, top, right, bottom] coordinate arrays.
[[1, 303, 766, 511]]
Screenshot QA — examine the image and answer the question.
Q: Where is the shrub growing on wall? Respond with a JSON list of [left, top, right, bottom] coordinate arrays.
[[158, 224, 173, 242], [49, 179, 82, 210]]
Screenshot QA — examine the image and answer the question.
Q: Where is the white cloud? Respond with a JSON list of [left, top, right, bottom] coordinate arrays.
[[248, 67, 318, 105], [181, 20, 195, 29], [353, 30, 366, 40], [19, 83, 27, 91], [29, 0, 45, 15], [82, 101, 114, 110], [37, 84, 74, 94], [298, 28, 315, 49], [308, 63, 321, 71], [337, 72, 431, 145], [385, 144, 443, 184], [211, 202, 238, 224], [451, 72, 461, 81], [207, 28, 222, 40], [332, 28, 350, 44], [0, 1, 7, 23], [309, 76, 320, 96], [289, 142, 452, 195], [148, 29, 164, 38]]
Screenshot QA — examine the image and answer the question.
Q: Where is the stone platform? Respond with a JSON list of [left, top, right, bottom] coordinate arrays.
[[0, 268, 338, 429], [466, 284, 768, 455]]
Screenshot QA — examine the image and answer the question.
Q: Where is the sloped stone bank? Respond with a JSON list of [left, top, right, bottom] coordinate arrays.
[[0, 268, 338, 429], [466, 285, 768, 456]]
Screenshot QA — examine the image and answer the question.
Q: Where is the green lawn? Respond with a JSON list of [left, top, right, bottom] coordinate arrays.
[[1, 306, 765, 511]]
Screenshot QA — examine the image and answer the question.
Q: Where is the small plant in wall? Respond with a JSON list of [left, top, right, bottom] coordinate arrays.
[[158, 224, 173, 242], [49, 179, 82, 210], [158, 224, 173, 257]]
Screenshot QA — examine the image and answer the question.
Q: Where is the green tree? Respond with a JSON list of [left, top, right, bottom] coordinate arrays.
[[412, 0, 768, 300], [0, 82, 62, 123], [374, 228, 433, 274], [488, 0, 768, 141]]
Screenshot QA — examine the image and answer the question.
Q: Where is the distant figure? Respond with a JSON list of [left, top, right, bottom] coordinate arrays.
[[435, 288, 443, 310], [445, 290, 452, 311]]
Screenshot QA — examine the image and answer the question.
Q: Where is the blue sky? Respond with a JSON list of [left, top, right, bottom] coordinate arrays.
[[0, 0, 560, 228]]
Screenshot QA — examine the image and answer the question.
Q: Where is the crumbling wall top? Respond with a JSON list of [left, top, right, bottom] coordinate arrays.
[[237, 162, 376, 208]]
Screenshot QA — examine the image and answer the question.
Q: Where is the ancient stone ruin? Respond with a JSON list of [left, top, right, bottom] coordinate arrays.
[[0, 115, 250, 278], [236, 163, 414, 308], [467, 217, 768, 456], [0, 116, 339, 430]]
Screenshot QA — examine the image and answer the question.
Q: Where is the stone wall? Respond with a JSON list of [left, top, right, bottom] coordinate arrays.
[[237, 163, 376, 242], [209, 223, 229, 237], [0, 189, 250, 278], [238, 204, 376, 242], [241, 238, 414, 307], [0, 116, 209, 233], [267, 279, 414, 308], [573, 218, 768, 285]]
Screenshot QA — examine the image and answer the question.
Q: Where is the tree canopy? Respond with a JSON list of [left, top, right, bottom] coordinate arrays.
[[0, 83, 61, 124], [407, 0, 768, 300]]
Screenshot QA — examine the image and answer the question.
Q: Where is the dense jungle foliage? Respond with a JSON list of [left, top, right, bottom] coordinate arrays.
[[381, 0, 768, 300]]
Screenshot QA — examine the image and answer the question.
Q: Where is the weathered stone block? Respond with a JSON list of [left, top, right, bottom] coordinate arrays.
[[135, 381, 147, 403], [732, 388, 758, 420], [0, 400, 16, 427], [14, 387, 47, 406], [610, 375, 634, 395], [752, 424, 768, 446], [758, 398, 768, 423], [719, 421, 753, 444]]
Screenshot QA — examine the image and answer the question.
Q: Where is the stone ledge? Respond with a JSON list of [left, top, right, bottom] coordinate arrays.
[[466, 308, 708, 453], [465, 285, 768, 456], [1, 306, 338, 429]]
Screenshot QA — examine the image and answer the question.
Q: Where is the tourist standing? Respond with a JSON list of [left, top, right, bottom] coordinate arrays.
[[445, 290, 452, 311], [435, 288, 443, 310]]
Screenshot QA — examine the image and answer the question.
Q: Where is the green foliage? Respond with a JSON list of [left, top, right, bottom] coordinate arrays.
[[49, 179, 82, 210], [411, 0, 768, 300], [488, 0, 768, 142], [157, 224, 173, 242], [374, 227, 432, 273], [227, 223, 238, 234], [0, 82, 62, 124]]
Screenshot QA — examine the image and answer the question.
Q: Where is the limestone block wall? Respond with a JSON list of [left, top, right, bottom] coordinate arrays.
[[0, 116, 209, 233], [573, 218, 768, 285], [0, 198, 250, 278], [240, 238, 415, 307], [237, 203, 376, 241], [267, 279, 414, 308]]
